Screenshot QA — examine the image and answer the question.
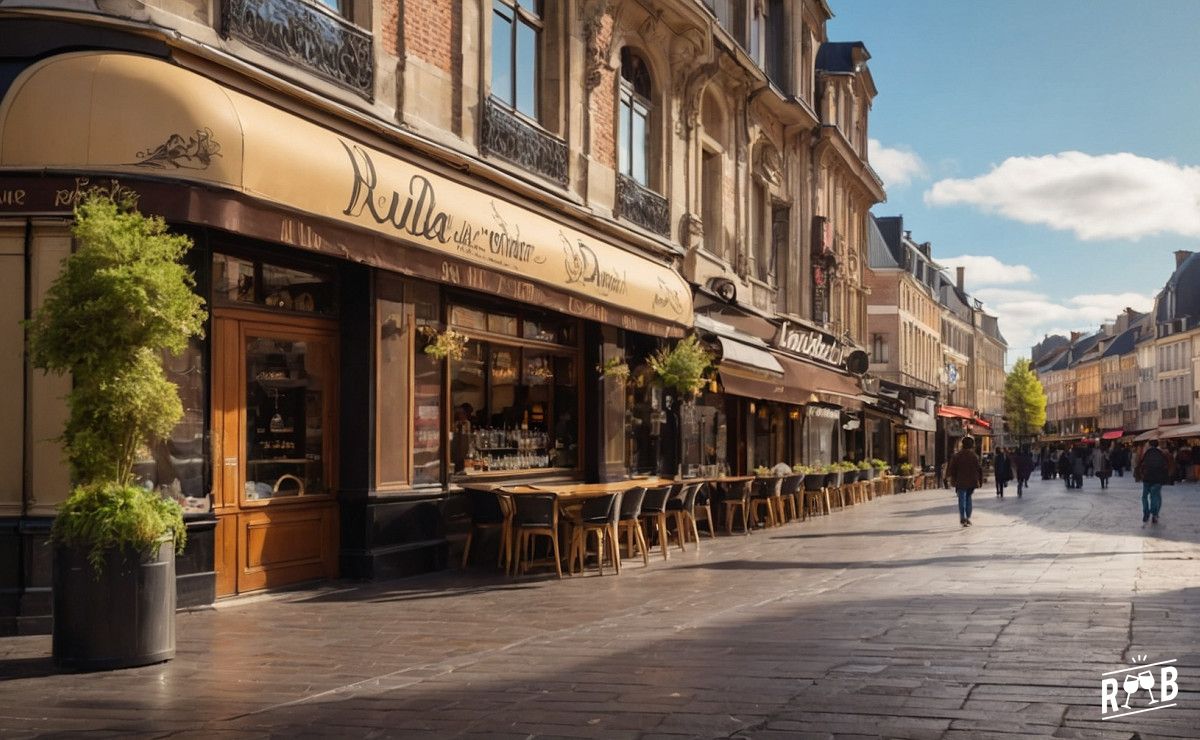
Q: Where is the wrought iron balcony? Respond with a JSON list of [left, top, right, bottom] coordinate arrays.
[[480, 97, 569, 186], [222, 0, 374, 99], [615, 173, 670, 237]]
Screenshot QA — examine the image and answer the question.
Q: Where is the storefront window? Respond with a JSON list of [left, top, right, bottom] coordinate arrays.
[[680, 390, 726, 477], [243, 334, 333, 501], [411, 282, 443, 486], [804, 404, 839, 467], [213, 253, 335, 316], [448, 302, 578, 475], [133, 339, 209, 514]]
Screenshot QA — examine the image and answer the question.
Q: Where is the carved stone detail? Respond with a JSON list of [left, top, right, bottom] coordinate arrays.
[[754, 138, 783, 187], [583, 0, 615, 91], [615, 174, 670, 236], [221, 0, 374, 99], [481, 97, 569, 186]]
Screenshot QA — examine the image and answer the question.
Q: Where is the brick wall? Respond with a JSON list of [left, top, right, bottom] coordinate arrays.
[[589, 15, 616, 168], [403, 0, 454, 74]]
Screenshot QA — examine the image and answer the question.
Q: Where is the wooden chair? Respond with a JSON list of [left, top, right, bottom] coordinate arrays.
[[692, 482, 716, 538], [569, 492, 622, 576], [722, 479, 752, 534], [616, 486, 650, 566], [666, 483, 703, 548], [460, 488, 509, 569], [801, 474, 826, 519], [510, 493, 562, 579], [779, 474, 804, 522], [750, 477, 781, 528], [639, 486, 675, 560]]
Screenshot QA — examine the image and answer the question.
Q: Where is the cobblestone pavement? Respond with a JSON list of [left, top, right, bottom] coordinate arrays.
[[2, 474, 1199, 739]]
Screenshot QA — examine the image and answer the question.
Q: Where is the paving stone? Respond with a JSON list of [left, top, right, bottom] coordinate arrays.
[[2, 476, 1199, 737]]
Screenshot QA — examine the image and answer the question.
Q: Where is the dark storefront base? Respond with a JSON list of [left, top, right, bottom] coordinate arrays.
[[338, 494, 456, 581], [0, 516, 215, 636]]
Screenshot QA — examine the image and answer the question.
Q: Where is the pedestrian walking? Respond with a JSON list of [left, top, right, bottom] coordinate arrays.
[[946, 436, 983, 527], [1092, 444, 1112, 490], [1015, 446, 1034, 497], [1058, 449, 1073, 487], [1135, 439, 1174, 525], [994, 447, 1012, 498], [1071, 446, 1085, 490]]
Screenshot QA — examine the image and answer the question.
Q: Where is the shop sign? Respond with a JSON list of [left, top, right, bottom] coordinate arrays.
[[0, 52, 693, 330], [771, 321, 848, 369], [806, 405, 841, 420]]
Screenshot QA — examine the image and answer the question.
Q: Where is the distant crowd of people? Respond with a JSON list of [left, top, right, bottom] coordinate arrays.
[[944, 436, 1194, 528]]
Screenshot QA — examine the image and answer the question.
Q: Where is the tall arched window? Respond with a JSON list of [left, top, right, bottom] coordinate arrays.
[[619, 49, 652, 187]]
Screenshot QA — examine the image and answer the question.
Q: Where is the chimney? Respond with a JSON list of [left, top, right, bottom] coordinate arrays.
[[1175, 250, 1193, 268], [955, 266, 965, 291]]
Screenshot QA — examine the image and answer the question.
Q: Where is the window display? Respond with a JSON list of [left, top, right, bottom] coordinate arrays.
[[213, 253, 335, 316], [447, 302, 578, 476], [244, 335, 332, 501], [133, 339, 209, 513]]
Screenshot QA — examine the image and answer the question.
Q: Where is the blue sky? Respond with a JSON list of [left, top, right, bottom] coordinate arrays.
[[828, 0, 1200, 362]]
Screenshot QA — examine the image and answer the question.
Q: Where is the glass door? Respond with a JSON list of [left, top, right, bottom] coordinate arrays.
[[212, 310, 338, 596], [243, 333, 334, 503]]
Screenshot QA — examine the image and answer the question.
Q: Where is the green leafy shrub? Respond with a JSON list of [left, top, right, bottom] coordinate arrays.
[[870, 458, 888, 469], [899, 462, 914, 475], [856, 460, 871, 470], [54, 482, 186, 572], [25, 191, 204, 568], [648, 334, 713, 398]]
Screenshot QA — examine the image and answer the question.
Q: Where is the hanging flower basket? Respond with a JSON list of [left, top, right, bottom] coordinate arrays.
[[597, 356, 631, 380], [648, 334, 713, 399], [420, 326, 468, 361]]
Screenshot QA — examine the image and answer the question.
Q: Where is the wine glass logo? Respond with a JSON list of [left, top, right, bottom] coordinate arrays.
[[1121, 673, 1140, 709], [1138, 669, 1158, 704]]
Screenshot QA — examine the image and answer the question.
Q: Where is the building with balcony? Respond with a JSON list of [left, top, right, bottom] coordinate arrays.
[[0, 0, 885, 632]]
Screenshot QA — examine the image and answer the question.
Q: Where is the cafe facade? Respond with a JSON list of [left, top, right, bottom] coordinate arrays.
[[0, 47, 693, 630]]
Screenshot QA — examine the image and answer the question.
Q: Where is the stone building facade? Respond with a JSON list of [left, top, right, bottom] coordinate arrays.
[[0, 0, 884, 632]]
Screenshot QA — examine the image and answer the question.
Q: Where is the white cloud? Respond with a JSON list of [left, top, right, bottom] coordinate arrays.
[[937, 255, 1035, 287], [924, 151, 1200, 241], [974, 290, 1156, 362], [868, 138, 927, 188]]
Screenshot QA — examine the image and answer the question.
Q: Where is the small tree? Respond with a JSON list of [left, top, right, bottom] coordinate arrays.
[[26, 191, 206, 568], [1003, 357, 1047, 441]]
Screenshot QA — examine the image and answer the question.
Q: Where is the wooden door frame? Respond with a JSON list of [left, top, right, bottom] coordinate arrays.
[[211, 306, 340, 596]]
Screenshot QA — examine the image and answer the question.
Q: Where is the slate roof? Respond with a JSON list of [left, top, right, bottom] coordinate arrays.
[[1155, 251, 1200, 325], [868, 215, 900, 268], [1100, 324, 1140, 359], [816, 42, 869, 73]]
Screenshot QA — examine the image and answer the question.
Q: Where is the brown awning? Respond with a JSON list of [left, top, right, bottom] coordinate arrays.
[[0, 52, 692, 335], [718, 352, 862, 408]]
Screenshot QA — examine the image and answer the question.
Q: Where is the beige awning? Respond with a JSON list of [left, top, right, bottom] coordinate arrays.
[[0, 52, 692, 333]]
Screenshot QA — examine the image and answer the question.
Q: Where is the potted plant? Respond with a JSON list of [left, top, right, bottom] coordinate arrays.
[[26, 191, 205, 670], [754, 465, 772, 477], [856, 460, 872, 482], [597, 355, 630, 381], [648, 334, 713, 399], [871, 458, 888, 473], [898, 462, 914, 492], [419, 326, 469, 361]]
